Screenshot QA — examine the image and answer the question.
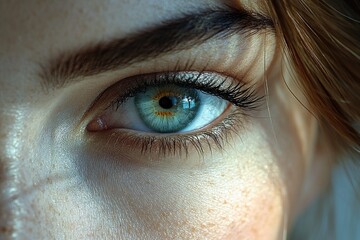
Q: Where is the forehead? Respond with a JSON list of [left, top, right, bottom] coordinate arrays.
[[0, 0, 220, 55], [0, 1, 194, 57], [0, 1, 208, 98]]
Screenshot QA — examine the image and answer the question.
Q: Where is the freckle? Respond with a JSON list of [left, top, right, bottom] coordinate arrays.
[[209, 223, 216, 227], [189, 207, 197, 214], [203, 222, 216, 228], [46, 177, 52, 184], [208, 180, 215, 185], [223, 200, 228, 204], [126, 224, 133, 233]]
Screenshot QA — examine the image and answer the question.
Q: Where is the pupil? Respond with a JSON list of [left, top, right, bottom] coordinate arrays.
[[159, 96, 175, 109]]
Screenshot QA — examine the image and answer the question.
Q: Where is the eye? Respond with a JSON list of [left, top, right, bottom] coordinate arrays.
[[96, 84, 229, 133], [86, 71, 262, 154]]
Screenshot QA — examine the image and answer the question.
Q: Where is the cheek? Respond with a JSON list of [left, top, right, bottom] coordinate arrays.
[[64, 128, 285, 239], [225, 189, 283, 239], [10, 115, 287, 239], [8, 94, 300, 240], [11, 105, 288, 240], [23, 168, 283, 239]]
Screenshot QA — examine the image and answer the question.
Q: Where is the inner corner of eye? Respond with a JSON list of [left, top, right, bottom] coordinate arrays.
[[87, 116, 108, 132]]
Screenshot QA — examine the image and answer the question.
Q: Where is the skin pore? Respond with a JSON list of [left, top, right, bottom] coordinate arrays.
[[0, 0, 333, 239]]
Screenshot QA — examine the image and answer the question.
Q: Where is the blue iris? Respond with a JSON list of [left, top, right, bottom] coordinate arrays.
[[134, 84, 200, 133]]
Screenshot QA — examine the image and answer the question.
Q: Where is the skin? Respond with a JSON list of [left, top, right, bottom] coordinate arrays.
[[0, 0, 334, 239]]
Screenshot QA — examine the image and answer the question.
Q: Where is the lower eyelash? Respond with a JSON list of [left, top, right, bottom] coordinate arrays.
[[102, 108, 246, 158]]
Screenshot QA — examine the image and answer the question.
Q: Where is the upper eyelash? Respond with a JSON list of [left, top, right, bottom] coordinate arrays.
[[108, 71, 263, 111]]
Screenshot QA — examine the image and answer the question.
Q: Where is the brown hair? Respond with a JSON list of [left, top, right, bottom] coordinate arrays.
[[264, 1, 360, 238], [265, 0, 360, 153]]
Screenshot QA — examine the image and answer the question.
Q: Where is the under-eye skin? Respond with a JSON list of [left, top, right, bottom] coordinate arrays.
[[86, 71, 263, 156]]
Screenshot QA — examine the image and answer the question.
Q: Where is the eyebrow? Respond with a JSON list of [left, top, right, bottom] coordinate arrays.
[[41, 7, 273, 91]]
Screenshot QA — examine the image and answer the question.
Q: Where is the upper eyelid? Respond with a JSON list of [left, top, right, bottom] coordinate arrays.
[[80, 34, 273, 124], [92, 71, 263, 113]]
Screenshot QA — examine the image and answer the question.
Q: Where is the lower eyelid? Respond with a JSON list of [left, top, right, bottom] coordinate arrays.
[[85, 107, 247, 159]]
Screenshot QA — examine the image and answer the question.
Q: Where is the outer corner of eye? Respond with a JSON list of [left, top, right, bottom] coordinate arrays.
[[86, 116, 108, 132]]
